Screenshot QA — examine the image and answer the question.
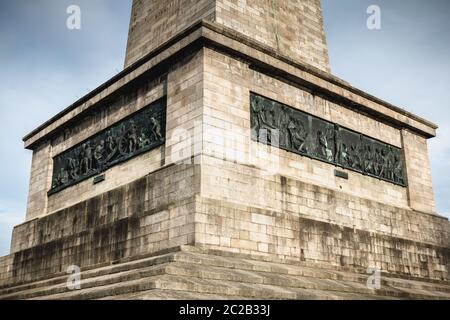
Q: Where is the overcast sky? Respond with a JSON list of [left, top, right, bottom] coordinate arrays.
[[0, 0, 449, 256]]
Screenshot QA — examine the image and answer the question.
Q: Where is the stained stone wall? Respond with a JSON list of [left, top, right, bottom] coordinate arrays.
[[196, 192, 449, 280], [214, 0, 330, 72], [196, 47, 449, 278], [3, 160, 447, 287], [125, 0, 216, 67], [125, 0, 330, 72], [202, 47, 410, 209], [24, 50, 204, 221], [26, 142, 52, 221], [8, 49, 205, 287], [23, 45, 438, 250], [0, 256, 12, 284], [402, 129, 436, 214], [5, 22, 447, 291], [4, 163, 199, 286], [164, 48, 204, 167], [24, 76, 166, 220]]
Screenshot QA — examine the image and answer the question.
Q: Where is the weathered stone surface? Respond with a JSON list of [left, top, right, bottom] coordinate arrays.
[[1, 0, 448, 300], [4, 163, 199, 286], [0, 246, 449, 300], [125, 0, 330, 72]]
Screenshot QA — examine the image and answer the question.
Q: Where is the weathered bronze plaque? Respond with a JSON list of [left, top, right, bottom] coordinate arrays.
[[49, 98, 166, 194], [334, 169, 349, 180], [250, 93, 406, 186]]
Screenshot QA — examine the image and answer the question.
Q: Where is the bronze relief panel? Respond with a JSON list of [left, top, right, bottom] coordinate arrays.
[[49, 98, 166, 195], [250, 93, 406, 186]]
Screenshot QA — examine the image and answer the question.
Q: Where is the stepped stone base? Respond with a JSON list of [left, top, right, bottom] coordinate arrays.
[[4, 8, 449, 301], [0, 246, 449, 300]]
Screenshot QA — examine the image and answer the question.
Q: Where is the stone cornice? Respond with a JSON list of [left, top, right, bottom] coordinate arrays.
[[23, 20, 437, 150]]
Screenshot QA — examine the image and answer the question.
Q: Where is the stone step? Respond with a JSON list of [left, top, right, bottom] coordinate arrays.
[[99, 289, 254, 300], [35, 267, 449, 300], [1, 247, 449, 300], [31, 274, 393, 300], [165, 263, 450, 299], [0, 251, 176, 297], [173, 252, 450, 295], [3, 261, 449, 300], [0, 263, 171, 300], [5, 246, 449, 298]]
